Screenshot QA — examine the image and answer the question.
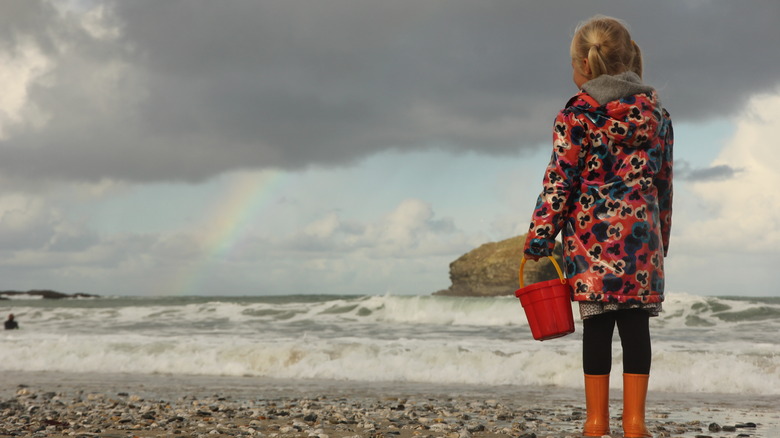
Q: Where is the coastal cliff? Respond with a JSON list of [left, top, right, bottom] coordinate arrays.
[[434, 235, 564, 297]]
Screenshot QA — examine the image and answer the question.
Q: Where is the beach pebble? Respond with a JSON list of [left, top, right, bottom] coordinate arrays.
[[466, 423, 485, 432], [0, 383, 769, 438], [428, 423, 450, 432]]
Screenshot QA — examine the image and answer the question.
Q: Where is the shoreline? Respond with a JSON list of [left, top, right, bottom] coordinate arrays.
[[0, 371, 778, 437]]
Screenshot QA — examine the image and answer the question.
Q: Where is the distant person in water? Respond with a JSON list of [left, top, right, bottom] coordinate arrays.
[[4, 314, 19, 330]]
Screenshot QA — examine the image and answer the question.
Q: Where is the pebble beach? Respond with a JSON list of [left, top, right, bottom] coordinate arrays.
[[1, 371, 778, 438]]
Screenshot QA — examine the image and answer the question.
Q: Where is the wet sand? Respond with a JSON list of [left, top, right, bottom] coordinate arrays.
[[0, 371, 778, 438]]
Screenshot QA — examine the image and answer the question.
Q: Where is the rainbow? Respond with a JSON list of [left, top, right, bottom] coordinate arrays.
[[166, 170, 287, 295]]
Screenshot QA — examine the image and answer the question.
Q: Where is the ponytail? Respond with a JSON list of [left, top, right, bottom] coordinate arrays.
[[630, 40, 643, 78], [587, 44, 609, 78]]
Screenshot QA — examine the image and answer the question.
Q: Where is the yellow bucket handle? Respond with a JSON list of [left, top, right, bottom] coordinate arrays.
[[519, 256, 566, 288]]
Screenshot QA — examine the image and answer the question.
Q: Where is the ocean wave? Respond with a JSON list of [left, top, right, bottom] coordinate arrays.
[[1, 292, 778, 394], [5, 292, 779, 328], [1, 330, 778, 394]]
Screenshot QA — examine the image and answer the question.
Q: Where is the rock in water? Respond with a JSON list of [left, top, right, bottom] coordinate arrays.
[[433, 235, 564, 297], [0, 289, 100, 299]]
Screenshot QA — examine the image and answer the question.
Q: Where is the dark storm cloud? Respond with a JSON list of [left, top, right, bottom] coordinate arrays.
[[2, 0, 780, 183], [677, 161, 742, 182]]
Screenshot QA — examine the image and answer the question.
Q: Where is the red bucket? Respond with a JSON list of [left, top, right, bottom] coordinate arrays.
[[515, 256, 575, 341]]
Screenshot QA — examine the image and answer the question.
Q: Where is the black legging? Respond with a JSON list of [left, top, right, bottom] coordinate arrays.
[[582, 308, 651, 375]]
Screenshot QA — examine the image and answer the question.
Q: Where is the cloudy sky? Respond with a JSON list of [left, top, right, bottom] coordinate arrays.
[[1, 0, 779, 297]]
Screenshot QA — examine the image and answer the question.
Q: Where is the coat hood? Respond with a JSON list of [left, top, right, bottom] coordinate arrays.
[[575, 72, 665, 150], [582, 71, 654, 106]]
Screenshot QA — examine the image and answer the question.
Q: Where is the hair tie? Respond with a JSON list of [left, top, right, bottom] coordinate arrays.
[[593, 43, 601, 51]]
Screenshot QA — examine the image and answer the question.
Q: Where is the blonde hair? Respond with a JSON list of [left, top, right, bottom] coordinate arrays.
[[570, 15, 643, 80]]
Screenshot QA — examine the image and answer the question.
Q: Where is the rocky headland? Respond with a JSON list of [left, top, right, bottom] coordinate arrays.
[[434, 235, 563, 297]]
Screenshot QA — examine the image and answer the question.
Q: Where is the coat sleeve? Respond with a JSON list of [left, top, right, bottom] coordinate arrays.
[[523, 109, 588, 257], [655, 112, 674, 256]]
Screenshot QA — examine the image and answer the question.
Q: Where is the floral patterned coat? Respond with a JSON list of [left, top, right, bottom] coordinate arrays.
[[523, 88, 673, 304]]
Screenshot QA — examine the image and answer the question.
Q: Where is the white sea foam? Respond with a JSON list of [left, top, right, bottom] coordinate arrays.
[[1, 292, 778, 394], [0, 294, 44, 300]]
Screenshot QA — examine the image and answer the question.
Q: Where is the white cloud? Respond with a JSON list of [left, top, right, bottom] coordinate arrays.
[[0, 38, 51, 138], [78, 3, 121, 41], [376, 199, 453, 251], [677, 91, 780, 253], [302, 212, 346, 240], [280, 199, 474, 258], [665, 91, 780, 296], [253, 199, 486, 295], [0, 194, 486, 295]]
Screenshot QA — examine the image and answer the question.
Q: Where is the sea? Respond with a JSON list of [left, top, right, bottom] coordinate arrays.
[[1, 292, 779, 395]]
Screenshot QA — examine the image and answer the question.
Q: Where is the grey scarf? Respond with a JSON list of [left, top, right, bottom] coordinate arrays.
[[581, 71, 655, 106]]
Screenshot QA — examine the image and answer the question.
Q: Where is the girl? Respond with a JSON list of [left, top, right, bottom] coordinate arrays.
[[523, 16, 673, 437]]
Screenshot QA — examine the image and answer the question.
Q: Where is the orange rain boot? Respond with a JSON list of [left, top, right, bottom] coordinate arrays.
[[622, 373, 652, 437], [583, 374, 610, 436]]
